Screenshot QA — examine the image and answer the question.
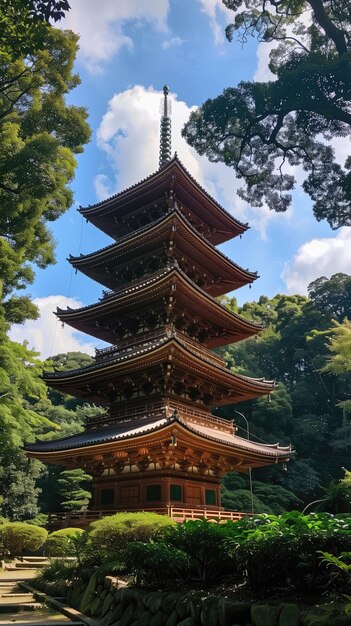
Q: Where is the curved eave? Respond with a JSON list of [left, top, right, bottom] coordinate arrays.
[[42, 335, 275, 403], [24, 415, 292, 467], [69, 209, 257, 295], [56, 267, 262, 346], [79, 157, 248, 245]]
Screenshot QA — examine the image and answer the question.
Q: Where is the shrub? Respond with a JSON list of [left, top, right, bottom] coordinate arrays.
[[226, 511, 351, 593], [124, 541, 189, 587], [165, 520, 233, 583], [0, 522, 48, 558], [45, 528, 84, 557], [85, 512, 175, 562], [23, 514, 48, 527]]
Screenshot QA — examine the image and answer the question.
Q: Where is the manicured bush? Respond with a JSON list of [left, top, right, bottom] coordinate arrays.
[[85, 512, 175, 563], [0, 522, 48, 558], [45, 527, 84, 556]]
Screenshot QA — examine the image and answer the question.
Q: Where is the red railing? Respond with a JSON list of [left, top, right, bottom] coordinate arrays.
[[47, 506, 251, 528]]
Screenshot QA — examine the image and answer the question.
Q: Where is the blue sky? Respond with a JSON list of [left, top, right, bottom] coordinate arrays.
[[10, 0, 351, 358]]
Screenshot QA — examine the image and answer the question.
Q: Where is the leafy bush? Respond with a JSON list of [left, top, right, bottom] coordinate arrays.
[[124, 541, 189, 587], [45, 527, 84, 557], [165, 520, 234, 583], [116, 512, 351, 592], [85, 512, 175, 563], [0, 522, 48, 558], [226, 511, 351, 593]]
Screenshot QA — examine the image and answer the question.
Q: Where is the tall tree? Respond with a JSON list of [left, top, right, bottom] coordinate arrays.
[[182, 0, 351, 228], [0, 26, 90, 325]]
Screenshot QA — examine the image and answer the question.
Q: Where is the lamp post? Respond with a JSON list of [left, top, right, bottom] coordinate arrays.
[[234, 410, 254, 515]]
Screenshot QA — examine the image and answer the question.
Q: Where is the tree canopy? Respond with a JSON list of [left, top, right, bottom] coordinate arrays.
[[182, 0, 351, 228], [0, 25, 90, 326], [0, 0, 71, 60]]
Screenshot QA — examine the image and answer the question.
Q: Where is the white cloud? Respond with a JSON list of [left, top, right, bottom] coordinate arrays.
[[9, 296, 97, 360], [281, 228, 351, 294], [94, 173, 113, 202], [95, 84, 282, 237], [62, 0, 170, 73], [196, 0, 233, 44], [254, 42, 275, 82], [162, 36, 183, 49]]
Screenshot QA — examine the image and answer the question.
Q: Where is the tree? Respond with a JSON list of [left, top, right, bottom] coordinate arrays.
[[182, 0, 351, 228], [0, 0, 71, 60], [57, 469, 92, 511], [0, 26, 90, 325]]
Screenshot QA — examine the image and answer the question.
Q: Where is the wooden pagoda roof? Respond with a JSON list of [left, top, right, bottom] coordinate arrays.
[[79, 156, 248, 245], [70, 210, 257, 296], [42, 333, 275, 404], [24, 412, 292, 468], [56, 266, 262, 348]]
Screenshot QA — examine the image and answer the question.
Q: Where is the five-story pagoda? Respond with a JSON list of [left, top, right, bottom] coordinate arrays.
[[25, 87, 291, 517]]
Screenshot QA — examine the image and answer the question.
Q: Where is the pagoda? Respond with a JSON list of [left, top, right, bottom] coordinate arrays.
[[25, 87, 291, 517]]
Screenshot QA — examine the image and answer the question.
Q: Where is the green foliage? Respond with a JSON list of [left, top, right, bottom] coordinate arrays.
[[183, 1, 351, 228], [221, 486, 271, 514], [85, 512, 175, 563], [315, 469, 351, 514], [0, 0, 71, 60], [0, 521, 47, 557], [225, 511, 351, 593], [124, 542, 190, 587], [165, 520, 233, 583], [0, 26, 90, 323], [45, 527, 84, 556], [0, 458, 43, 521], [120, 513, 351, 592], [34, 559, 77, 586], [57, 469, 92, 511]]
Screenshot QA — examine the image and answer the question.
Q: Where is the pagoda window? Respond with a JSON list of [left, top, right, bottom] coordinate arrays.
[[100, 488, 115, 506], [205, 489, 216, 506], [146, 484, 161, 502], [170, 484, 182, 502]]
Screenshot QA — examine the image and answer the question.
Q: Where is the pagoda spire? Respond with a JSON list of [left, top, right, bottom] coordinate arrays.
[[159, 85, 172, 167]]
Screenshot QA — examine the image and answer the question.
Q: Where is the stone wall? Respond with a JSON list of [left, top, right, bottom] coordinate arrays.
[[41, 570, 351, 626]]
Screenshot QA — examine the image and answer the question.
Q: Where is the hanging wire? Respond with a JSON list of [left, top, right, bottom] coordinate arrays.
[[235, 423, 279, 447]]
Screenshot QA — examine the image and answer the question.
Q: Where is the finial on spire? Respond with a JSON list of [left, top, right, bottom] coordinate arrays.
[[159, 85, 172, 168]]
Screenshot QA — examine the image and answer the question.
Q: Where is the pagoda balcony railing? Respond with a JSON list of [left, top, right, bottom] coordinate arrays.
[[86, 402, 166, 428], [95, 328, 166, 359], [95, 328, 223, 367], [47, 505, 253, 529], [86, 401, 232, 432]]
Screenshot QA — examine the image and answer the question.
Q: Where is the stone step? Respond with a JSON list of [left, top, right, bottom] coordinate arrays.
[[21, 556, 49, 562], [0, 601, 43, 612], [0, 592, 34, 598], [0, 614, 86, 626], [15, 561, 48, 569]]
